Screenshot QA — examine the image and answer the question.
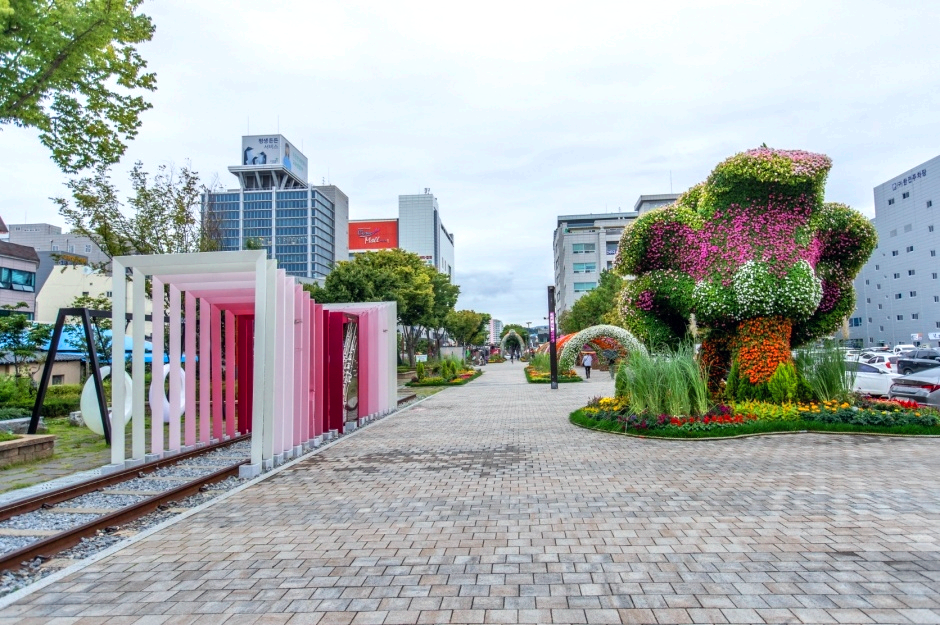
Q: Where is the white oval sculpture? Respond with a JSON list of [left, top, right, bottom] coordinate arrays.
[[149, 365, 187, 424], [81, 366, 133, 436]]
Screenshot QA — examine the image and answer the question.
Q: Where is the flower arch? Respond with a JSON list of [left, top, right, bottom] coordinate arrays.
[[559, 325, 647, 372], [500, 330, 527, 354]]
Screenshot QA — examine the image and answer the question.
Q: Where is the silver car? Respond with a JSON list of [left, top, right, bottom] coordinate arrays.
[[888, 366, 940, 408]]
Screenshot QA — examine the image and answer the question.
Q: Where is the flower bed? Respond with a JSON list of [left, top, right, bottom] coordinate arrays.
[[407, 369, 482, 387], [571, 396, 940, 438], [524, 366, 581, 384]]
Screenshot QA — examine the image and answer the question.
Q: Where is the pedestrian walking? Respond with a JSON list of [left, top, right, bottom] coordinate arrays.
[[510, 351, 515, 364], [582, 353, 593, 379]]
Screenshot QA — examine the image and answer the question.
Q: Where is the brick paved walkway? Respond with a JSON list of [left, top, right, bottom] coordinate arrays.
[[4, 361, 940, 624]]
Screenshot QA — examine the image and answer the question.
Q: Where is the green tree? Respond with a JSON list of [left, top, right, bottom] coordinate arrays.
[[444, 309, 486, 350], [0, 303, 52, 383], [420, 271, 459, 359], [558, 270, 624, 334], [304, 249, 436, 366], [0, 0, 157, 172], [55, 160, 219, 270], [500, 323, 530, 350], [63, 293, 112, 369]]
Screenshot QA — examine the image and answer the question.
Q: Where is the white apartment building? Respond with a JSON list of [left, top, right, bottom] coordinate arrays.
[[8, 223, 109, 266], [848, 155, 940, 348], [487, 318, 503, 345], [553, 194, 679, 313], [398, 191, 455, 278]]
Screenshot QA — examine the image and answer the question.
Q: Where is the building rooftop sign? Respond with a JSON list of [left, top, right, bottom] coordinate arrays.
[[239, 134, 308, 183]]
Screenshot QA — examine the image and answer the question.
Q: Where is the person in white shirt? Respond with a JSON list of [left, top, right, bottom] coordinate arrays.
[[582, 353, 593, 378]]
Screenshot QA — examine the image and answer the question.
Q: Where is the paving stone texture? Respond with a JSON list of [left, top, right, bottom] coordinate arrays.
[[3, 362, 940, 624]]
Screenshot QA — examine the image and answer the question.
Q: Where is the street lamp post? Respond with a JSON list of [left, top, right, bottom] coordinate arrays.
[[525, 321, 532, 349]]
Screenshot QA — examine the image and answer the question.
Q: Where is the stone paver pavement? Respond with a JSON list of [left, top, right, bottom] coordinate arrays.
[[3, 361, 940, 624]]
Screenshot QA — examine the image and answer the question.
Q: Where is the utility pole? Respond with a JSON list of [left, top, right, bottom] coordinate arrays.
[[547, 287, 558, 389]]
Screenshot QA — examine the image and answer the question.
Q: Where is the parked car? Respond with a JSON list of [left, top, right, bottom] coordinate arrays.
[[862, 353, 899, 373], [888, 366, 940, 408], [845, 360, 900, 397], [893, 344, 918, 354], [896, 349, 940, 375]]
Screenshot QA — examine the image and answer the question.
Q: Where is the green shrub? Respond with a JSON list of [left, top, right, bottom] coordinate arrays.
[[0, 407, 30, 420], [794, 340, 851, 402], [767, 362, 798, 404], [416, 362, 426, 381], [617, 343, 709, 417], [529, 353, 550, 373], [45, 384, 83, 397]]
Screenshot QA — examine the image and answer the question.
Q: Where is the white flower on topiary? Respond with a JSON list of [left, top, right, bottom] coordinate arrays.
[[733, 260, 822, 320], [559, 325, 647, 373]]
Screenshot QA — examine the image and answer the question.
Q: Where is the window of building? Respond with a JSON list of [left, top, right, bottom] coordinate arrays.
[[894, 273, 900, 279], [875, 264, 879, 270], [81, 291, 89, 297], [890, 229, 897, 237], [880, 326, 885, 331], [52, 375, 64, 385], [606, 261, 613, 270], [877, 284, 881, 289], [574, 282, 597, 293], [933, 251, 937, 257], [929, 200, 934, 208], [897, 315, 904, 321], [848, 317, 862, 327], [910, 270, 916, 276], [866, 298, 871, 303], [907, 245, 915, 252], [865, 280, 869, 285], [868, 317, 872, 323], [911, 291, 918, 297], [935, 273, 939, 279], [912, 313, 920, 320], [935, 296, 939, 303], [878, 304, 883, 309], [905, 224, 913, 232], [936, 322, 940, 329], [68, 245, 74, 253], [903, 192, 910, 199], [888, 198, 895, 205], [106, 291, 113, 298], [84, 244, 92, 253], [895, 293, 903, 299], [0, 268, 36, 292], [51, 245, 58, 251], [573, 262, 597, 274], [572, 243, 595, 254], [892, 250, 899, 256], [931, 226, 936, 233], [605, 241, 618, 256]]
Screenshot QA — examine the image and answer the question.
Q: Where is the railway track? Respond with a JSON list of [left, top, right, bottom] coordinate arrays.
[[0, 393, 422, 589], [0, 436, 251, 574]]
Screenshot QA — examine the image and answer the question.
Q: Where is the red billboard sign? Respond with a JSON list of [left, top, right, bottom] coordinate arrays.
[[349, 220, 398, 251]]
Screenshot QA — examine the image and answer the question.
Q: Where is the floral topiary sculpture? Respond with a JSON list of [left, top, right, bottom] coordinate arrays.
[[615, 147, 877, 398]]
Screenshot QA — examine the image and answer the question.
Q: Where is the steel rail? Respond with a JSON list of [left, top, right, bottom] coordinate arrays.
[[0, 434, 250, 522], [0, 461, 244, 573]]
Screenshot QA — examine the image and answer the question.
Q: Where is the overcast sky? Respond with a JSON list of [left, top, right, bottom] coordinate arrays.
[[3, 0, 940, 326]]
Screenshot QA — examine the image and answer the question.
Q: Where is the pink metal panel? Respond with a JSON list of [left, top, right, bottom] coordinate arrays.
[[168, 285, 182, 453], [293, 285, 304, 448], [210, 304, 223, 440], [226, 310, 238, 437], [199, 298, 211, 444], [150, 278, 165, 456], [184, 292, 197, 447], [313, 303, 324, 437]]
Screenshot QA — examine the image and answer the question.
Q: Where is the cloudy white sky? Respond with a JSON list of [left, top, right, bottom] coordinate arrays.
[[3, 0, 940, 326]]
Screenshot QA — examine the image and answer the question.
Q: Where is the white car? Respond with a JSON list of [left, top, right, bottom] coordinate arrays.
[[845, 360, 901, 396], [893, 344, 918, 354], [862, 354, 899, 373]]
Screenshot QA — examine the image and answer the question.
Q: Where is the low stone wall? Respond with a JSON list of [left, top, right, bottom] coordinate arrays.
[[0, 435, 55, 467], [0, 417, 46, 434]]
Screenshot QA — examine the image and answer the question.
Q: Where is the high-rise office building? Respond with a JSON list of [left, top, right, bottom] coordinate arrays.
[[847, 155, 940, 348], [348, 190, 455, 278], [488, 318, 504, 345], [553, 194, 679, 313], [204, 135, 348, 281]]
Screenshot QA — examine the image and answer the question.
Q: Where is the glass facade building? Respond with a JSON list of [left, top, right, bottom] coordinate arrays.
[[205, 188, 338, 280]]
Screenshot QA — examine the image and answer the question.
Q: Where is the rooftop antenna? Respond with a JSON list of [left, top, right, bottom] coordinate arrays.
[[670, 170, 673, 193]]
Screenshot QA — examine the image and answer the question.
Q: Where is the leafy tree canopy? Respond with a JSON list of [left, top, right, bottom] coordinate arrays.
[[444, 309, 487, 347], [55, 161, 218, 270], [0, 303, 52, 380], [0, 0, 157, 172], [558, 270, 624, 334]]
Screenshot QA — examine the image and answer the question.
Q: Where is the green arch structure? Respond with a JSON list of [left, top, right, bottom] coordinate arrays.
[[559, 324, 647, 372], [500, 330, 527, 354]]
